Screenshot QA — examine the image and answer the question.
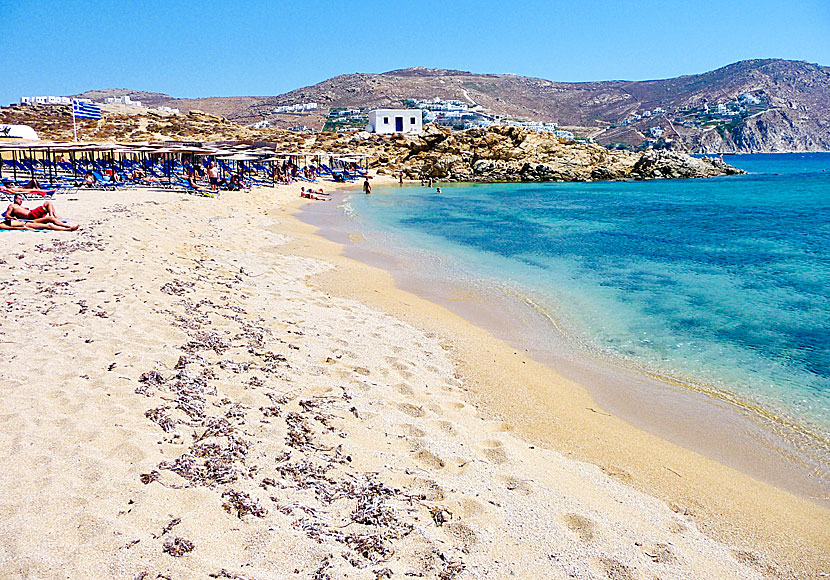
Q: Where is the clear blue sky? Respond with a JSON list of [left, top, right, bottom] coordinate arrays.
[[1, 0, 827, 105]]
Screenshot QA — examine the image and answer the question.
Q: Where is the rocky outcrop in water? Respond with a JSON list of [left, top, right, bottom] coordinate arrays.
[[373, 125, 744, 181]]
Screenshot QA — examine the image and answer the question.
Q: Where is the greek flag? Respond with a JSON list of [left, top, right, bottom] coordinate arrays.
[[72, 100, 101, 120]]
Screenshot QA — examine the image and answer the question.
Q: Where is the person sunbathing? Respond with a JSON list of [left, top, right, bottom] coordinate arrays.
[[0, 184, 56, 196], [176, 173, 210, 192], [4, 194, 78, 231], [81, 171, 97, 187], [1, 216, 76, 231], [300, 187, 330, 201]]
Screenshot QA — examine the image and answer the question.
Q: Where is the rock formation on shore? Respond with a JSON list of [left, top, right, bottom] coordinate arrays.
[[361, 125, 744, 181]]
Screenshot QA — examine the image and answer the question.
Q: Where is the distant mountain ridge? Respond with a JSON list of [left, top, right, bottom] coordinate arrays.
[[72, 59, 830, 153]]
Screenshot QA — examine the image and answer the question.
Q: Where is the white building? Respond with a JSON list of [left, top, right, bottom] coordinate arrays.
[[274, 102, 318, 113], [20, 96, 71, 105], [648, 126, 664, 138], [157, 106, 180, 114], [104, 95, 143, 107], [367, 109, 422, 134], [0, 124, 40, 140], [249, 120, 271, 129]]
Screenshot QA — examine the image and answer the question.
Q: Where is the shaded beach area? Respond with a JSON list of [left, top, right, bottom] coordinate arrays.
[[0, 182, 827, 579]]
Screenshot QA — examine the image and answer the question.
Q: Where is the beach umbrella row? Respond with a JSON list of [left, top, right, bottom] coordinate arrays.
[[0, 139, 373, 186]]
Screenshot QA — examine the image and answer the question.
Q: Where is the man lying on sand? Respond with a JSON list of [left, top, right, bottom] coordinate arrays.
[[3, 194, 79, 231]]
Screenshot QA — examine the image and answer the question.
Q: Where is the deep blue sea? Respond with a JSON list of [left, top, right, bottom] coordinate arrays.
[[342, 154, 830, 437]]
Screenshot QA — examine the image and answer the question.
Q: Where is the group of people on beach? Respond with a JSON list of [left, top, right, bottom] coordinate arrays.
[[2, 194, 78, 231]]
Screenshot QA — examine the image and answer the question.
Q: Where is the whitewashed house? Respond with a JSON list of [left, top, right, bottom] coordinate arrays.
[[367, 109, 422, 134]]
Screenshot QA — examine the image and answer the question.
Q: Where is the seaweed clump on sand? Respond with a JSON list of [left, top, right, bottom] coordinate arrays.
[[163, 537, 195, 557], [131, 257, 468, 576]]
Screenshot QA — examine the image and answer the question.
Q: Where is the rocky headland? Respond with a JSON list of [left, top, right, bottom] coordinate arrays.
[[360, 125, 744, 181]]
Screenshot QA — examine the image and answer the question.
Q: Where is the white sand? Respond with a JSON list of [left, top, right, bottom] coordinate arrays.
[[0, 184, 824, 579]]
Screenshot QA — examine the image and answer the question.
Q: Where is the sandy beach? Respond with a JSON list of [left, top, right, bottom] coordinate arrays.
[[0, 181, 827, 579]]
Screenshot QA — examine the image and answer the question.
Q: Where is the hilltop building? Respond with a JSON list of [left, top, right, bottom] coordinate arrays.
[[273, 103, 318, 113], [367, 109, 422, 134], [104, 95, 143, 107], [19, 96, 71, 105]]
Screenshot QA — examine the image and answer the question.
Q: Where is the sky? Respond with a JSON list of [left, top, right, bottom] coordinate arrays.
[[1, 0, 828, 105]]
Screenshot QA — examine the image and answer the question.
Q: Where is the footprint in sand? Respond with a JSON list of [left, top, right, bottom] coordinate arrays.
[[601, 464, 634, 484], [414, 449, 445, 470], [638, 542, 675, 564], [397, 403, 426, 417], [444, 522, 477, 554], [593, 556, 637, 580], [400, 424, 426, 438], [457, 497, 486, 518], [408, 477, 445, 501], [562, 513, 595, 542], [478, 440, 509, 464], [434, 420, 456, 436], [502, 476, 533, 495], [393, 383, 415, 397]]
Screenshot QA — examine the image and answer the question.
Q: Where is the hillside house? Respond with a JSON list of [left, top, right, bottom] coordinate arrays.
[[367, 109, 422, 134]]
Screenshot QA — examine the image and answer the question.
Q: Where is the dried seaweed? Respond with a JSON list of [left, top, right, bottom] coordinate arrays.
[[136, 370, 166, 396], [162, 536, 194, 557], [285, 412, 316, 449], [196, 416, 234, 441], [140, 470, 160, 485], [344, 533, 394, 564], [182, 331, 230, 354], [153, 518, 181, 538], [436, 550, 465, 580], [160, 279, 195, 296], [218, 359, 252, 373], [145, 407, 177, 432], [221, 489, 267, 519], [209, 570, 257, 580], [311, 557, 333, 580], [225, 403, 248, 421]]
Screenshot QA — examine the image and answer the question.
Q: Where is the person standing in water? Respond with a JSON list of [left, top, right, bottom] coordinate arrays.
[[363, 178, 371, 195]]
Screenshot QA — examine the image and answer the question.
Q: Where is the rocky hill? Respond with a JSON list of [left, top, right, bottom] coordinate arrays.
[[0, 103, 743, 182], [69, 59, 830, 153]]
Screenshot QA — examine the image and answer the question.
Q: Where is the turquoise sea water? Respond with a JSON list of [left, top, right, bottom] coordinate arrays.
[[342, 154, 830, 437]]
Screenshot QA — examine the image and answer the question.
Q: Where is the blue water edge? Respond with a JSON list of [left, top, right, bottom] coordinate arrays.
[[343, 154, 830, 437]]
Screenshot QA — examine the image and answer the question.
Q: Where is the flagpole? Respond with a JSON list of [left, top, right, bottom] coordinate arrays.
[[72, 100, 77, 142]]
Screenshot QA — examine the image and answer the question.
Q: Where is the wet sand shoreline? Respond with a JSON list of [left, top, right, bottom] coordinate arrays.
[[289, 179, 830, 575], [297, 185, 829, 504]]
